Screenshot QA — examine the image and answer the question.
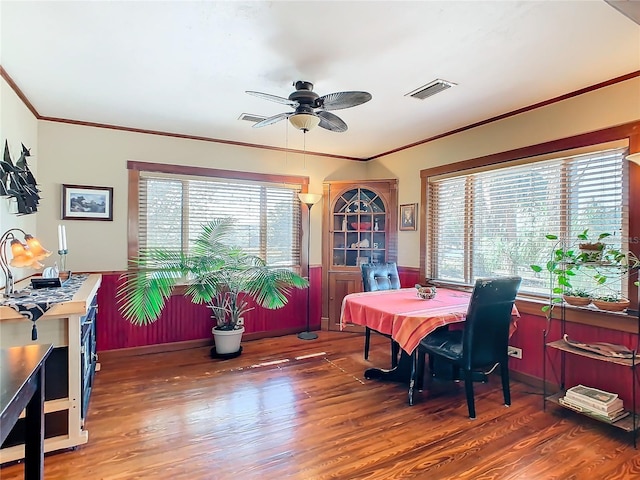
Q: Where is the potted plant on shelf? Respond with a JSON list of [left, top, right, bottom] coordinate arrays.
[[562, 288, 592, 307], [116, 217, 309, 357], [591, 295, 631, 312], [531, 230, 639, 316], [577, 230, 610, 262]]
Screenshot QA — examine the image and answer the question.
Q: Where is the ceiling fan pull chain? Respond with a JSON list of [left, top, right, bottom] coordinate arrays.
[[303, 131, 307, 170]]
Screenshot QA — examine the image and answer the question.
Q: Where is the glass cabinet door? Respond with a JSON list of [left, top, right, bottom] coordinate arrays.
[[331, 187, 387, 267]]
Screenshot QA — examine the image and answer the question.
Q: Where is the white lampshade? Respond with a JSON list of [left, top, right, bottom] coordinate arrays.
[[626, 152, 640, 166], [298, 193, 323, 207], [289, 113, 320, 132]]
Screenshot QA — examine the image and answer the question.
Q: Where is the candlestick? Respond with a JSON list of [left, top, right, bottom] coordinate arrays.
[[58, 249, 68, 272], [58, 224, 64, 251]]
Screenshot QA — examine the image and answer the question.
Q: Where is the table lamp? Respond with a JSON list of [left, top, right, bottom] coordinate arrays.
[[0, 228, 51, 297]]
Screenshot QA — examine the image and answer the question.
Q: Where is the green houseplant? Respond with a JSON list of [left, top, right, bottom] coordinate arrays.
[[531, 230, 639, 316], [117, 218, 309, 354], [562, 288, 592, 307]]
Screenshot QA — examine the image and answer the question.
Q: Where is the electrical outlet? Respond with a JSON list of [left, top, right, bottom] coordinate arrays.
[[508, 346, 522, 359], [236, 317, 244, 326]]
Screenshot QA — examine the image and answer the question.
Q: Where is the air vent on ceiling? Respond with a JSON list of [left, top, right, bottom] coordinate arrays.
[[238, 113, 267, 123], [405, 79, 457, 100]]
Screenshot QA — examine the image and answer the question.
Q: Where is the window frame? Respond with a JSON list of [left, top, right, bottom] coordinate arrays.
[[419, 121, 640, 314], [127, 161, 310, 273]]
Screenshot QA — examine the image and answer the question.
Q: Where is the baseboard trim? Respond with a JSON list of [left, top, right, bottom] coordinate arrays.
[[98, 338, 213, 360], [97, 327, 315, 360], [510, 370, 552, 391]]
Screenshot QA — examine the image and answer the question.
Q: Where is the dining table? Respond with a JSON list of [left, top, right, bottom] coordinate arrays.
[[340, 287, 518, 383]]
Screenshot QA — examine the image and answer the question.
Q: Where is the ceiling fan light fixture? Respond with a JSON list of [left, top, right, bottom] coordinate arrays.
[[289, 113, 320, 132]]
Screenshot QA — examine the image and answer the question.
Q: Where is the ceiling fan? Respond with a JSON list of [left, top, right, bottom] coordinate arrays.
[[246, 80, 372, 133]]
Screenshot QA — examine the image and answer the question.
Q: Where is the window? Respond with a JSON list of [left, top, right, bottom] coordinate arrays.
[[427, 146, 629, 296], [133, 165, 306, 268]]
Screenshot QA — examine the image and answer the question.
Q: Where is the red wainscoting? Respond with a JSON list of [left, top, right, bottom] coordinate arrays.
[[96, 266, 322, 352], [398, 266, 422, 288], [507, 310, 640, 410], [96, 265, 639, 409]]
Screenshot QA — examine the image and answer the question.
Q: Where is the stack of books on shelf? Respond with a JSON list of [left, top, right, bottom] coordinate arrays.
[[559, 384, 629, 423]]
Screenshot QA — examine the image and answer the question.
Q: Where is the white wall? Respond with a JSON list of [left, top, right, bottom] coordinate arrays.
[[35, 121, 368, 271], [367, 77, 640, 268], [0, 77, 39, 286]]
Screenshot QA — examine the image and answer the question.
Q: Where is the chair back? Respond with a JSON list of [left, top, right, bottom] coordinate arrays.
[[361, 262, 401, 292], [461, 276, 521, 370]]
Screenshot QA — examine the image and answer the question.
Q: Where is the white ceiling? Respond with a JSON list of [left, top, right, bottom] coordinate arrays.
[[1, 1, 639, 160]]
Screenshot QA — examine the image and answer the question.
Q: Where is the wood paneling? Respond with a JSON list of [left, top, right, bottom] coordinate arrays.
[[506, 309, 640, 411], [96, 266, 322, 351], [95, 267, 639, 414], [398, 266, 421, 287], [2, 331, 639, 479]]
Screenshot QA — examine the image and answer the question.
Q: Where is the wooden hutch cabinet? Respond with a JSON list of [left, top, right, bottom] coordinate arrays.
[[322, 179, 398, 331]]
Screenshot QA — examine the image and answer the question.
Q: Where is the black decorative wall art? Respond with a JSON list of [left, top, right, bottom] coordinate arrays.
[[1, 140, 40, 215]]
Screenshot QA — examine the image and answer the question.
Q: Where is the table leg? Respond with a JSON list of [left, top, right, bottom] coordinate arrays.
[[364, 350, 488, 387], [24, 366, 45, 480], [364, 350, 413, 383]]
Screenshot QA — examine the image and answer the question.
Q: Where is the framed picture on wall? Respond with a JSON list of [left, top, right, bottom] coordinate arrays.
[[62, 184, 114, 221], [399, 203, 417, 231]]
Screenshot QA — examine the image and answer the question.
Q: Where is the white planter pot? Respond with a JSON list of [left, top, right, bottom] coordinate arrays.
[[212, 326, 244, 355]]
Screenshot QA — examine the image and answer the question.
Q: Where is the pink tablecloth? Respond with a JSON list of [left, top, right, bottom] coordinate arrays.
[[340, 287, 518, 355]]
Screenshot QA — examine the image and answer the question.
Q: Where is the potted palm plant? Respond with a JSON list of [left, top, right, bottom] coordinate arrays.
[[116, 218, 309, 356]]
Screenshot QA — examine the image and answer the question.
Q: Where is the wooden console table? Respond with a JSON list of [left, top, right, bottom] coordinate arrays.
[[1, 344, 53, 479], [0, 274, 101, 464]]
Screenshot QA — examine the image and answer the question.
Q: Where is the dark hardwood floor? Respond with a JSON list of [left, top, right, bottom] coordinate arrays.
[[2, 331, 639, 479]]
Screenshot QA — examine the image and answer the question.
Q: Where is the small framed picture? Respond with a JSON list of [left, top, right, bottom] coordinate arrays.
[[62, 184, 113, 221], [399, 203, 417, 231]]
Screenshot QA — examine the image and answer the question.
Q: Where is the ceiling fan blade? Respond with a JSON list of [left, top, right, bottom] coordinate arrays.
[[317, 91, 372, 111], [246, 91, 298, 107], [252, 112, 291, 128], [317, 111, 348, 132]]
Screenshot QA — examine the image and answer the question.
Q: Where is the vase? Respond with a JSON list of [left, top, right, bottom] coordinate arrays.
[[212, 326, 244, 354]]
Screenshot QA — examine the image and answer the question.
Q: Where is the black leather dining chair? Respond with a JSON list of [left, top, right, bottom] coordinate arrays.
[[408, 276, 521, 419], [361, 262, 401, 368]]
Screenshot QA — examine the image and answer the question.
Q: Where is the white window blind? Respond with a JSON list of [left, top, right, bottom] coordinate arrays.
[[139, 173, 302, 267], [428, 147, 628, 295]]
